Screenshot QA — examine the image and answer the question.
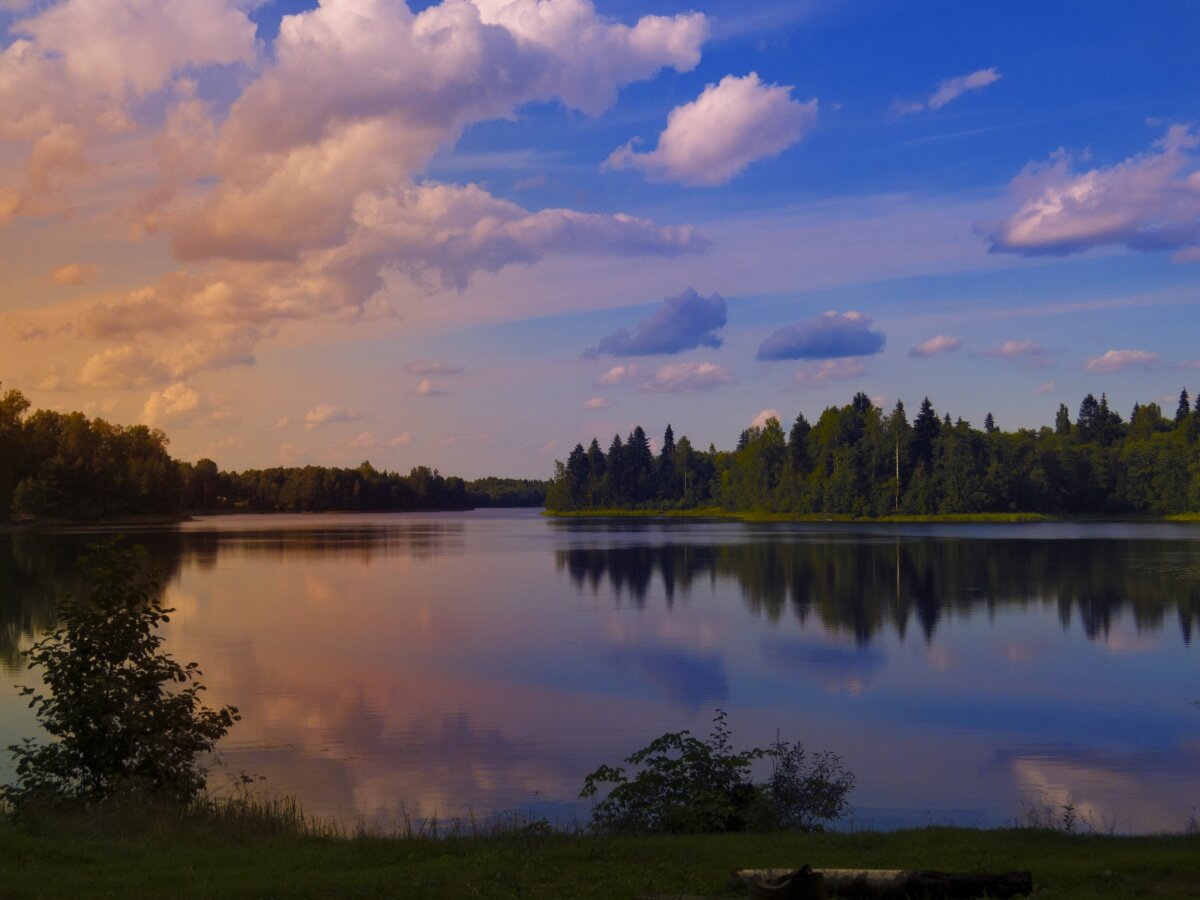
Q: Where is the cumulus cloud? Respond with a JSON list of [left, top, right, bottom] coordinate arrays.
[[757, 311, 885, 361], [304, 403, 361, 429], [78, 345, 166, 388], [389, 432, 412, 447], [583, 396, 610, 409], [1084, 349, 1160, 374], [404, 360, 464, 376], [1034, 381, 1056, 395], [793, 358, 865, 389], [141, 381, 223, 427], [584, 287, 726, 357], [982, 126, 1200, 259], [606, 72, 816, 186], [4, 0, 712, 379], [347, 431, 378, 449], [893, 67, 1000, 117], [50, 262, 97, 285], [750, 408, 780, 428], [982, 340, 1053, 369], [909, 334, 962, 358], [596, 364, 640, 386], [640, 361, 733, 392], [0, 0, 256, 221]]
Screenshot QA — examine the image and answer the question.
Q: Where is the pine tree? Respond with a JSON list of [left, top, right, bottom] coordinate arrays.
[[983, 412, 996, 434], [658, 424, 678, 502], [626, 426, 654, 502], [1176, 389, 1191, 425], [911, 397, 941, 468], [606, 434, 626, 504], [788, 413, 811, 475]]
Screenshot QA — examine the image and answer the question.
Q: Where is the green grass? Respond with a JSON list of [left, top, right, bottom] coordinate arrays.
[[544, 508, 1053, 524], [2, 812, 1199, 899]]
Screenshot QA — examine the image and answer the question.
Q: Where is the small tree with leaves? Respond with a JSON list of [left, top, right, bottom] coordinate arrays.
[[580, 710, 854, 834], [2, 539, 238, 811]]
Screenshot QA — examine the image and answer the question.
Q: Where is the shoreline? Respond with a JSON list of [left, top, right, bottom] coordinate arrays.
[[547, 508, 1054, 523]]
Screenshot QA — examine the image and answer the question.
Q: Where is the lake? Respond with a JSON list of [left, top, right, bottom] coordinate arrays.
[[2, 510, 1198, 833]]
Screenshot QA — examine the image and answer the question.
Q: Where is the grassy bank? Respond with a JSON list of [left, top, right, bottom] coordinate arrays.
[[545, 508, 1054, 524], [2, 813, 1198, 898]]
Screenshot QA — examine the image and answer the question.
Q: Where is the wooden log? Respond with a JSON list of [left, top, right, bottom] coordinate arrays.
[[730, 868, 1032, 899]]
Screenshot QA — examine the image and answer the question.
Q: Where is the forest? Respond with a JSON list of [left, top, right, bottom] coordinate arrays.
[[0, 384, 545, 523], [546, 390, 1200, 516]]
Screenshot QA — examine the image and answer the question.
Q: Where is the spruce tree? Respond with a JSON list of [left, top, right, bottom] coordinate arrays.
[[983, 412, 996, 434], [658, 425, 678, 502], [788, 413, 811, 474], [1176, 389, 1191, 425]]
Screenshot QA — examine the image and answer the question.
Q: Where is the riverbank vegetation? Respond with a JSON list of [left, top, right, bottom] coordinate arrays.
[[547, 390, 1200, 517], [0, 383, 546, 524]]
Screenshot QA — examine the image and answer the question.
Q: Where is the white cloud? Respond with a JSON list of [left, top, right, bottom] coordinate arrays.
[[78, 345, 166, 388], [583, 396, 610, 409], [141, 381, 223, 427], [596, 364, 640, 386], [348, 431, 378, 449], [1034, 382, 1056, 395], [982, 340, 1053, 369], [793, 358, 865, 389], [894, 67, 1000, 117], [19, 0, 256, 97], [909, 334, 962, 358], [304, 403, 361, 429], [751, 408, 780, 428], [50, 262, 96, 285], [983, 126, 1200, 259], [606, 72, 816, 186], [4, 0, 711, 377], [389, 432, 412, 447], [640, 361, 733, 392], [1084, 349, 1160, 374], [928, 68, 1001, 110]]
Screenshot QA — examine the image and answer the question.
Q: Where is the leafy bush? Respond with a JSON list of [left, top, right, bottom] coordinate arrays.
[[579, 711, 853, 834], [2, 539, 239, 812]]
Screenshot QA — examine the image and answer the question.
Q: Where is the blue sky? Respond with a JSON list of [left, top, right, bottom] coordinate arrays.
[[1, 0, 1198, 475]]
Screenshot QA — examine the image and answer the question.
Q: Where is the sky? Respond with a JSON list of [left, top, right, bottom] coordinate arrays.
[[1, 0, 1199, 478]]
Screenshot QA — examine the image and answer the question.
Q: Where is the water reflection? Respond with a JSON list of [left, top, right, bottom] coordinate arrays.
[[2, 514, 1198, 832], [556, 538, 1200, 643], [0, 520, 465, 670]]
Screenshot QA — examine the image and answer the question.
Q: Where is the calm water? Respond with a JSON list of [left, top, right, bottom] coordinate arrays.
[[2, 510, 1199, 832]]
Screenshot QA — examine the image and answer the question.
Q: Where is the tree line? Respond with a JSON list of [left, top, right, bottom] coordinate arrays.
[[547, 389, 1200, 516], [0, 384, 545, 523]]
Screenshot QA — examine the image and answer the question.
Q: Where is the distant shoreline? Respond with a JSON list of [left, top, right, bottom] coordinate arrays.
[[544, 508, 1200, 524]]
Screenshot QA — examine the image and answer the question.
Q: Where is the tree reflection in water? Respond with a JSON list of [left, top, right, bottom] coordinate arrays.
[[555, 538, 1200, 644]]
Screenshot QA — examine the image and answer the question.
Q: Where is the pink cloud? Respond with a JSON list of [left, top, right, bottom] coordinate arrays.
[[640, 361, 733, 392], [1084, 349, 1160, 374], [909, 334, 962, 358], [984, 126, 1200, 259], [793, 358, 865, 389]]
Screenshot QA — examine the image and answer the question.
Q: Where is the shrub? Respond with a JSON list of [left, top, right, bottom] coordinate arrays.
[[2, 538, 239, 812], [579, 710, 853, 834]]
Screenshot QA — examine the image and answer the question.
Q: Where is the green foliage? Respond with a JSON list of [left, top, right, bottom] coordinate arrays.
[[579, 711, 853, 835], [547, 387, 1200, 517], [2, 539, 239, 812]]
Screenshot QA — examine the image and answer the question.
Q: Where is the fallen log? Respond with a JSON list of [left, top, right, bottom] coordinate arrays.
[[730, 867, 1033, 899]]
